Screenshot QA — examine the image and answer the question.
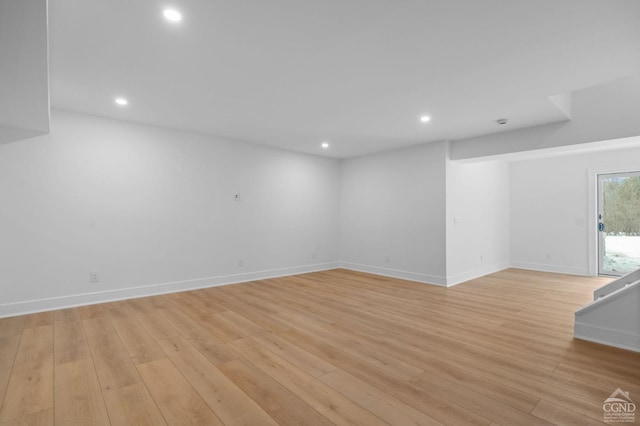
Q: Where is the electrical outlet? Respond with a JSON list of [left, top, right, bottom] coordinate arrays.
[[90, 272, 99, 283], [238, 259, 244, 267], [385, 255, 390, 263], [233, 193, 243, 201], [480, 255, 484, 263], [311, 252, 317, 260]]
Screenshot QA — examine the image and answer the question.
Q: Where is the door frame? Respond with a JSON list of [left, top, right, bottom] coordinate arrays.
[[588, 168, 640, 276]]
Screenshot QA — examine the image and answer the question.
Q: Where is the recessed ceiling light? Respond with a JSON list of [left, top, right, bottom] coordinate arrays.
[[496, 118, 508, 125], [419, 115, 431, 123], [115, 97, 128, 106], [163, 8, 182, 22], [321, 142, 330, 149]]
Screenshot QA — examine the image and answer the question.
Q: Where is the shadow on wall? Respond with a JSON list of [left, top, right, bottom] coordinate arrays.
[[0, 126, 47, 145]]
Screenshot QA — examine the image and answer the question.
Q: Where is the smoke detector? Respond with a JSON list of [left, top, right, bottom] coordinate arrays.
[[496, 118, 508, 125]]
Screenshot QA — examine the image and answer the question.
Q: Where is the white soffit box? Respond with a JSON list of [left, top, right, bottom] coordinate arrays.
[[0, 0, 50, 144]]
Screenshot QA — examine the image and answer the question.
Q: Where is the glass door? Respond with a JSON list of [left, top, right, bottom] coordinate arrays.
[[598, 171, 640, 276]]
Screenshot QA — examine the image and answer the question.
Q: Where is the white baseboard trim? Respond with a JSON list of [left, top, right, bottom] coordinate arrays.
[[574, 322, 640, 353], [0, 262, 340, 318], [339, 262, 447, 286], [510, 261, 588, 276], [446, 262, 510, 287]]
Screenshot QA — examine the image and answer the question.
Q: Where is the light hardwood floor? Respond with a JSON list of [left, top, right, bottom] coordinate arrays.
[[0, 268, 638, 425]]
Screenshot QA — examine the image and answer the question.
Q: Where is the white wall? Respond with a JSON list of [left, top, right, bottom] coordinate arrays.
[[339, 141, 448, 285], [339, 141, 512, 286], [7, 108, 638, 317], [446, 159, 511, 285], [340, 141, 640, 284], [510, 146, 640, 275], [0, 109, 340, 316]]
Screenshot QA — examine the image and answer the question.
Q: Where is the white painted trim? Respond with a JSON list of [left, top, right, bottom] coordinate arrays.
[[0, 262, 340, 318], [339, 262, 447, 286], [510, 261, 588, 276], [576, 281, 639, 315], [594, 269, 640, 300], [574, 322, 640, 353], [446, 262, 510, 287], [587, 167, 598, 276]]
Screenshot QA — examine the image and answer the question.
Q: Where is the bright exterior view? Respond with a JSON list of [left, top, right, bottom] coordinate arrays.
[[601, 173, 640, 275]]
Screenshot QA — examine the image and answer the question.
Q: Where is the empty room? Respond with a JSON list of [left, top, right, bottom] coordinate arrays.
[[1, 0, 640, 425]]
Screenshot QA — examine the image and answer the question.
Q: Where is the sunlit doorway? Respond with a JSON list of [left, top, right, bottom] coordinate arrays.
[[597, 171, 640, 276]]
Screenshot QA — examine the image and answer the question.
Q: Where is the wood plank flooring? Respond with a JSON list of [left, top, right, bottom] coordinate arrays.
[[0, 268, 638, 425]]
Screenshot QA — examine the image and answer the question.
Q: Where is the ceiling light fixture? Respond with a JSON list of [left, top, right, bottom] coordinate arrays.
[[419, 115, 431, 123], [321, 142, 330, 149], [115, 97, 128, 106], [163, 8, 183, 22]]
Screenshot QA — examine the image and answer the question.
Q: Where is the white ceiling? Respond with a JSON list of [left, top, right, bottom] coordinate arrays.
[[49, 0, 640, 158]]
